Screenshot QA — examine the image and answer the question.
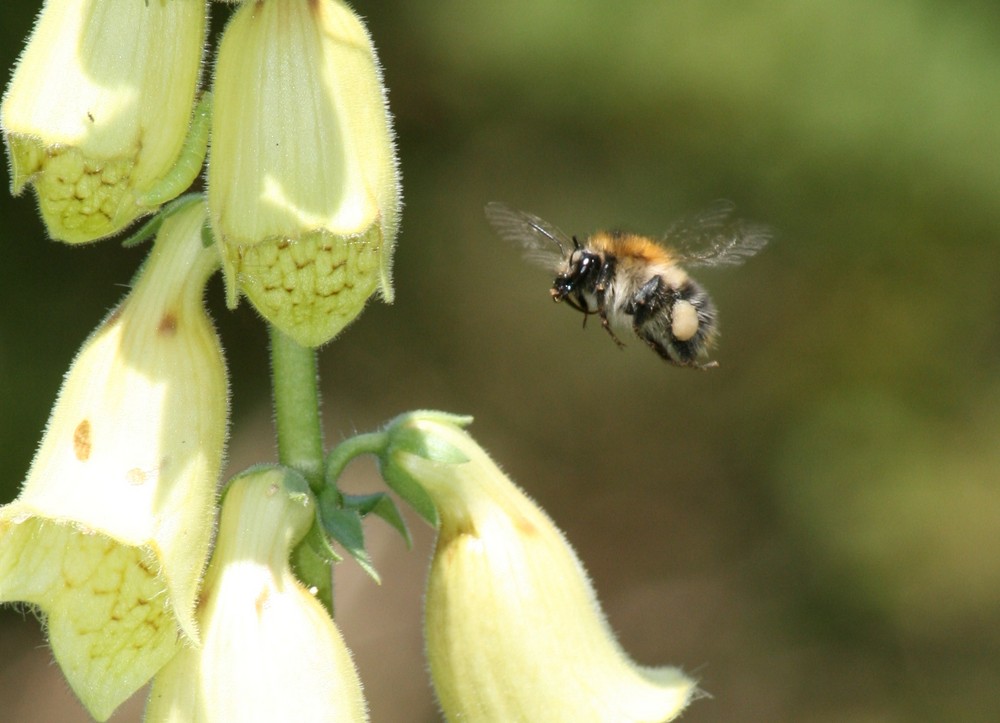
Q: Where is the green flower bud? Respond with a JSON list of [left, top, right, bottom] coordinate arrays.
[[146, 466, 368, 722], [0, 199, 227, 720], [1, 0, 207, 243], [387, 414, 697, 722], [209, 0, 400, 347]]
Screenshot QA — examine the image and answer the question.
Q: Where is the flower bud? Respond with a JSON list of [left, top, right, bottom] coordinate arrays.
[[387, 414, 696, 722], [146, 466, 368, 722], [1, 0, 207, 243], [0, 199, 227, 720], [209, 0, 400, 347]]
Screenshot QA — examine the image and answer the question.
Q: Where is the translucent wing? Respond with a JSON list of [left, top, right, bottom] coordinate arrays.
[[664, 200, 771, 267], [484, 201, 571, 269]]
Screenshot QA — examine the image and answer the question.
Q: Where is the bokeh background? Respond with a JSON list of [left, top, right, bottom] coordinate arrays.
[[3, 1, 1000, 720]]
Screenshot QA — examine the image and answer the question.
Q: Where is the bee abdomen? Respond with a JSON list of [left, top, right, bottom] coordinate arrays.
[[629, 275, 717, 366]]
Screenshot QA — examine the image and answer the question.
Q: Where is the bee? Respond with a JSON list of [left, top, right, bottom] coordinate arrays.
[[485, 201, 770, 369]]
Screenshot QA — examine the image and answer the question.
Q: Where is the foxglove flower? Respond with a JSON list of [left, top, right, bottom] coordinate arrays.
[[381, 413, 697, 722], [209, 0, 400, 347], [146, 465, 368, 722], [1, 0, 206, 243], [0, 199, 227, 720]]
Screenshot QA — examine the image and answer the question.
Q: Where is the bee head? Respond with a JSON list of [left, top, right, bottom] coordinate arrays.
[[552, 244, 601, 302]]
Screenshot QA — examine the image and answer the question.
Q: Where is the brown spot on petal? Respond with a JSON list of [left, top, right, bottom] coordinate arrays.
[[515, 515, 539, 537], [255, 586, 271, 617], [73, 420, 92, 461], [158, 312, 178, 336]]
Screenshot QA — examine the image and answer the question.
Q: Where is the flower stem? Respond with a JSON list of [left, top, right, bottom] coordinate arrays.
[[325, 431, 388, 485], [269, 325, 324, 492]]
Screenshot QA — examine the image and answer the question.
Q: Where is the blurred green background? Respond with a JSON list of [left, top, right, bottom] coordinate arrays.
[[3, 0, 1000, 720]]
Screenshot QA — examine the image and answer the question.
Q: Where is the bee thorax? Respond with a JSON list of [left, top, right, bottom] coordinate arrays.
[[659, 265, 689, 288]]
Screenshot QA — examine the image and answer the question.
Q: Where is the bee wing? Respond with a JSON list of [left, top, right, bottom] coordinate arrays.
[[484, 201, 571, 269], [665, 200, 771, 267]]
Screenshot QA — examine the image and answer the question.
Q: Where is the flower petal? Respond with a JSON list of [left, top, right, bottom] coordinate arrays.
[[0, 199, 227, 719], [384, 414, 697, 722], [1, 0, 206, 242], [146, 466, 367, 722], [209, 0, 399, 346]]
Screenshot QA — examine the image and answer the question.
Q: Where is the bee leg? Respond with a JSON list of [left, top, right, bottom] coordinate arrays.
[[594, 257, 617, 296], [635, 329, 678, 364], [599, 310, 627, 348], [635, 328, 718, 369], [563, 292, 593, 329], [592, 263, 627, 348]]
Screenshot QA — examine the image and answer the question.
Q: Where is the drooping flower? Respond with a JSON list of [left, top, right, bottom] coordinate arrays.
[[379, 413, 697, 722], [1, 0, 207, 243], [209, 0, 400, 347], [0, 199, 227, 720], [146, 465, 368, 722]]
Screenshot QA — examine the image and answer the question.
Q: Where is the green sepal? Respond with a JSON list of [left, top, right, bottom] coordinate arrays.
[[377, 456, 439, 529], [290, 519, 340, 617], [137, 92, 212, 208], [320, 412, 475, 532], [120, 193, 204, 248], [200, 221, 216, 248], [318, 488, 379, 584], [344, 492, 412, 549], [323, 428, 433, 528], [388, 425, 471, 466], [374, 411, 476, 528]]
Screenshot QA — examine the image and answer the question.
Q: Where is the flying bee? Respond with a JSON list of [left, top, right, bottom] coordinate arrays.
[[484, 201, 770, 369]]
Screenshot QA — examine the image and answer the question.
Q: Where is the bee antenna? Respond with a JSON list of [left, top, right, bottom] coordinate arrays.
[[572, 235, 581, 250]]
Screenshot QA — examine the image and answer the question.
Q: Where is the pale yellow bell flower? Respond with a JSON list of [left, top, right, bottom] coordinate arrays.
[[209, 0, 400, 348], [146, 465, 368, 723], [1, 0, 206, 243], [384, 413, 697, 723], [0, 199, 227, 721]]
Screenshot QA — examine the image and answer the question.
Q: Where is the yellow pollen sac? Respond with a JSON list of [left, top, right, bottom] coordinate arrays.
[[670, 299, 700, 341]]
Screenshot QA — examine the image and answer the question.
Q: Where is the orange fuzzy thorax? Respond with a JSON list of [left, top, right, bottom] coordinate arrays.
[[586, 230, 678, 266]]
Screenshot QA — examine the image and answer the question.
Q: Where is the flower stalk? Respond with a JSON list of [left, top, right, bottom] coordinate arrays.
[[270, 325, 325, 491]]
